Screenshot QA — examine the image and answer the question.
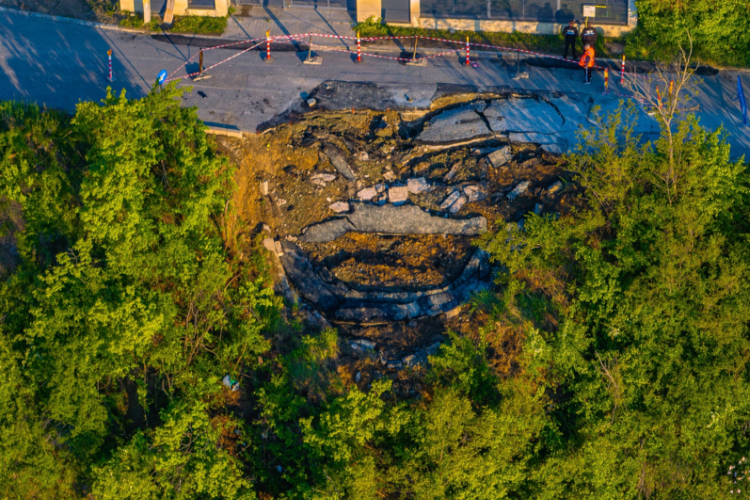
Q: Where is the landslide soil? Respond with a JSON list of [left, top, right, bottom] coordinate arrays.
[[213, 97, 584, 387], [300, 233, 475, 291]]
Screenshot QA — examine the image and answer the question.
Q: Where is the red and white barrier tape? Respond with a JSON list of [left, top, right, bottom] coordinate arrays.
[[164, 41, 265, 82], [167, 33, 621, 83]]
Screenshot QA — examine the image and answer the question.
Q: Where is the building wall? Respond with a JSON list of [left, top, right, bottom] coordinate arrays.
[[357, 0, 382, 22], [120, 0, 228, 17], [360, 0, 636, 35]]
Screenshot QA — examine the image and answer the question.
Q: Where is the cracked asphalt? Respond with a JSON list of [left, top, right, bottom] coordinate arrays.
[[1, 8, 748, 159]]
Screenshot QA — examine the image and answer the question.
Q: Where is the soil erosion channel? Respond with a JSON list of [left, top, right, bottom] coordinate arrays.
[[217, 84, 586, 380]]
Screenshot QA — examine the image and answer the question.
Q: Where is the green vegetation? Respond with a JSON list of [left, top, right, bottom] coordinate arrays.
[[356, 0, 750, 67], [170, 14, 228, 35], [119, 14, 227, 35], [627, 0, 750, 67], [1, 82, 749, 499]]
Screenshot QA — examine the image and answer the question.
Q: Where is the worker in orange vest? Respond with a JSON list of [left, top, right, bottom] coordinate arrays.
[[579, 43, 595, 85]]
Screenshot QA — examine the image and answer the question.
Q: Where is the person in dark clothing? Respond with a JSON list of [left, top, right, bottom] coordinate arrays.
[[563, 20, 579, 59], [581, 21, 597, 48]]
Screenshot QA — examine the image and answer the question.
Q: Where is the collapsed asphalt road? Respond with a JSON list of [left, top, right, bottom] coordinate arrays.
[[1, 8, 748, 159]]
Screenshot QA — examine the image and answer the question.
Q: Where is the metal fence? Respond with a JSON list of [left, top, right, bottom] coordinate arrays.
[[420, 0, 628, 24]]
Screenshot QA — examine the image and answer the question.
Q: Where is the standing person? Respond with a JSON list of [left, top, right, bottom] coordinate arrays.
[[579, 43, 595, 84], [563, 20, 579, 60], [581, 21, 597, 48]]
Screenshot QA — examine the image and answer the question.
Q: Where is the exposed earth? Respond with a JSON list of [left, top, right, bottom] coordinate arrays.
[[216, 82, 592, 392]]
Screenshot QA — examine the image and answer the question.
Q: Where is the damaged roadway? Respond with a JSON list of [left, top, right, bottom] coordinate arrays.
[[2, 8, 748, 159]]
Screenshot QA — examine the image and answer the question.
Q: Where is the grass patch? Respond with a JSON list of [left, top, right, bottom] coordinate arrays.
[[119, 13, 161, 30], [354, 17, 622, 61], [119, 14, 227, 35], [170, 15, 227, 34]]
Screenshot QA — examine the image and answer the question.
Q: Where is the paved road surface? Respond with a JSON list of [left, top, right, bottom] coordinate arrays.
[[1, 8, 748, 159]]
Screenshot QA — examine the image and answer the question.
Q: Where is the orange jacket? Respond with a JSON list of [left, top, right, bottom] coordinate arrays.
[[579, 47, 595, 68]]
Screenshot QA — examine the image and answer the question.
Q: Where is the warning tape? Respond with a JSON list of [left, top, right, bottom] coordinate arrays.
[[167, 33, 617, 81], [164, 41, 265, 82]]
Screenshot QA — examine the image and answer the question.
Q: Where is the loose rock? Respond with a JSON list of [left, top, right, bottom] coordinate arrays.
[[329, 201, 350, 213], [407, 177, 430, 194], [487, 146, 512, 168], [311, 173, 337, 183], [547, 180, 563, 194], [507, 181, 530, 200], [462, 184, 487, 203], [357, 187, 377, 201], [449, 194, 467, 214], [323, 144, 357, 181], [439, 190, 462, 211], [388, 185, 409, 205]]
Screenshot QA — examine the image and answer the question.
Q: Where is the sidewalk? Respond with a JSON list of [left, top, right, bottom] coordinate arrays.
[[223, 6, 356, 47]]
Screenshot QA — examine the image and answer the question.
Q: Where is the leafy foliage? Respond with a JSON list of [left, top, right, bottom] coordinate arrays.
[[1, 84, 749, 500]]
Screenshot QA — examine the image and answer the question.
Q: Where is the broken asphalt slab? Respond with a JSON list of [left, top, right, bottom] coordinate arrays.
[[298, 203, 488, 243]]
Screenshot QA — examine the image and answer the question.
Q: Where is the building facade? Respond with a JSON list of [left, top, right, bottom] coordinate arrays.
[[359, 0, 637, 36]]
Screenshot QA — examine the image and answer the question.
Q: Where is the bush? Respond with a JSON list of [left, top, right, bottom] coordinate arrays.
[[170, 15, 227, 35], [625, 0, 750, 67]]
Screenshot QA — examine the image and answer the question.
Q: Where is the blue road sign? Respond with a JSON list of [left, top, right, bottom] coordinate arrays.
[[157, 69, 168, 85]]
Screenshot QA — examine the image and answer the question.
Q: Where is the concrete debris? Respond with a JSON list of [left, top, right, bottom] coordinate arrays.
[[383, 171, 397, 181], [329, 201, 350, 213], [407, 177, 430, 194], [322, 144, 357, 181], [487, 146, 512, 168], [547, 180, 563, 195], [485, 98, 566, 134], [416, 105, 491, 144], [260, 180, 269, 196], [275, 198, 287, 207], [449, 194, 467, 214], [387, 185, 409, 205], [358, 151, 370, 161], [299, 204, 487, 243], [357, 187, 377, 201], [274, 241, 284, 256], [462, 184, 487, 203], [507, 181, 530, 201], [439, 190, 462, 211], [534, 203, 544, 216], [444, 162, 462, 181], [351, 339, 376, 351], [312, 179, 327, 187], [311, 173, 337, 183]]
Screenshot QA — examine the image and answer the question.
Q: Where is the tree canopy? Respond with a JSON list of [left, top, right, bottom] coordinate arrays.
[[0, 86, 748, 499]]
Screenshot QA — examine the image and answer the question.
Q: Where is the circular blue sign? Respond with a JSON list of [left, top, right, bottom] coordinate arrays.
[[156, 69, 168, 85]]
